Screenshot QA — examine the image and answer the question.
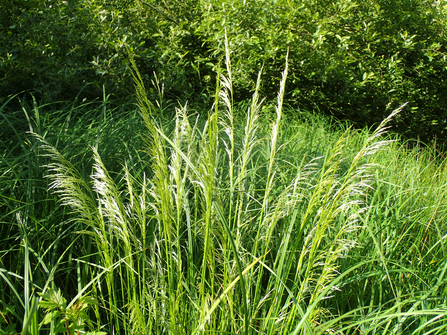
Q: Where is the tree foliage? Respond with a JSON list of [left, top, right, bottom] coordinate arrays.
[[1, 0, 446, 142], [0, 0, 205, 102], [196, 0, 447, 143]]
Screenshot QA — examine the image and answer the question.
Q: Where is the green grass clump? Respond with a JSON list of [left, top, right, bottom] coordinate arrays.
[[1, 47, 447, 334]]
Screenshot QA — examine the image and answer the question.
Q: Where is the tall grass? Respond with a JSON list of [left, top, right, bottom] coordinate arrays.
[[0, 93, 145, 334], [1, 50, 447, 334], [322, 139, 447, 334]]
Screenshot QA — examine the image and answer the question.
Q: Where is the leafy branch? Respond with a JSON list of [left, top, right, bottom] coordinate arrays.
[[39, 288, 105, 335]]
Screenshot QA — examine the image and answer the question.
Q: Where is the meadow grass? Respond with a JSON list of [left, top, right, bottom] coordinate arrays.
[[1, 53, 447, 334]]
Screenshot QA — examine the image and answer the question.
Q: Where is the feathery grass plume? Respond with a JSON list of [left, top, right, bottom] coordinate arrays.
[[129, 53, 184, 332], [317, 108, 447, 334], [38, 136, 97, 225], [90, 146, 140, 333], [247, 50, 289, 331], [273, 105, 407, 334], [37, 137, 122, 332], [194, 62, 222, 332], [218, 30, 261, 332], [219, 29, 235, 227], [232, 64, 264, 244]]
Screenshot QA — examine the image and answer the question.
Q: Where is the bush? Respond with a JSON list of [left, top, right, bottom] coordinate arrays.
[[0, 0, 207, 102], [195, 0, 447, 143], [1, 0, 446, 143]]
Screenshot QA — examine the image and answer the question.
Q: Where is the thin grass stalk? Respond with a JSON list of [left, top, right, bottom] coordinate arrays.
[[218, 30, 241, 332], [170, 104, 193, 330], [177, 109, 200, 327], [91, 146, 141, 333], [220, 30, 235, 226], [250, 51, 289, 320], [130, 54, 181, 331], [217, 59, 267, 332], [260, 165, 318, 334], [234, 69, 263, 241], [123, 163, 147, 327], [197, 69, 220, 332], [21, 235, 39, 335]]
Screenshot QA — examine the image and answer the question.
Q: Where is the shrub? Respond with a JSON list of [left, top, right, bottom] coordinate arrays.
[[195, 0, 447, 143], [0, 0, 175, 102], [1, 0, 446, 143]]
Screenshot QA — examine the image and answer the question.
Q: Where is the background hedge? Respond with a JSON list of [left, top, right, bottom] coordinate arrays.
[[1, 0, 446, 143]]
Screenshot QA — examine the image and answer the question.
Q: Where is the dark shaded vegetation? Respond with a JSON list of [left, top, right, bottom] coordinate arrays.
[[195, 0, 447, 144], [1, 0, 447, 144]]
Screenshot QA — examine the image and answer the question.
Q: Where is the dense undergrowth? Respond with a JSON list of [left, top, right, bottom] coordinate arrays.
[[1, 45, 447, 334], [1, 0, 447, 143]]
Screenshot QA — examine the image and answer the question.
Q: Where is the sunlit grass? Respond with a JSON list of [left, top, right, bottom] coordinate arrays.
[[1, 49, 447, 334]]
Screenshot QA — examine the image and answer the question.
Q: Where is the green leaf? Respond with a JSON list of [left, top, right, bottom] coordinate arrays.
[[39, 311, 61, 326], [38, 288, 67, 312]]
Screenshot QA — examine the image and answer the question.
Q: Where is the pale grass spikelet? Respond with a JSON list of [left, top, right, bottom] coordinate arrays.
[[37, 135, 97, 222]]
